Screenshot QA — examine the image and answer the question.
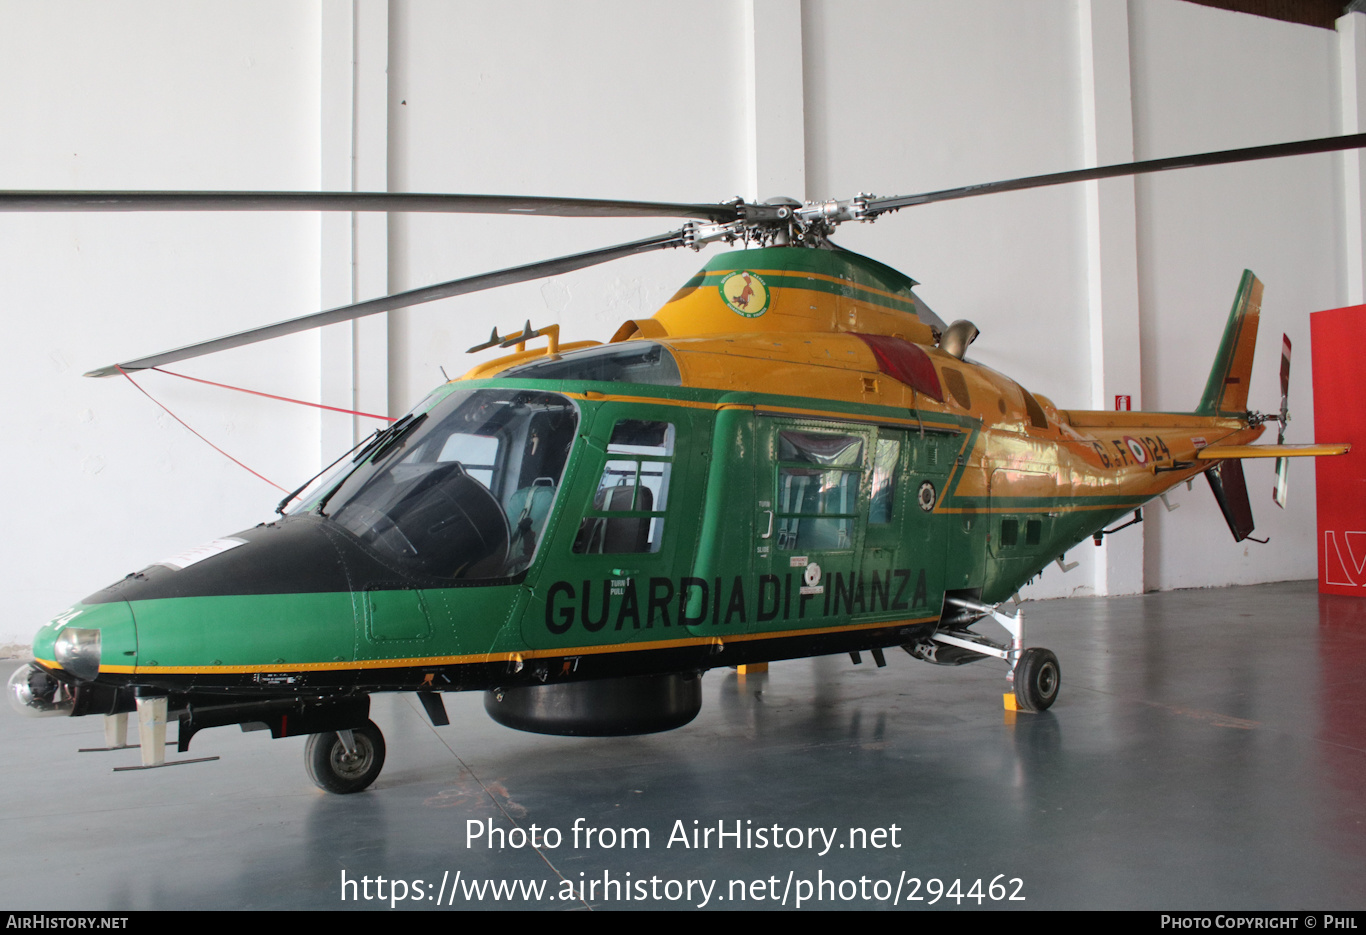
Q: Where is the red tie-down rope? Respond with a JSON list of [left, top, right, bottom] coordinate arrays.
[[115, 366, 395, 496], [151, 367, 396, 423]]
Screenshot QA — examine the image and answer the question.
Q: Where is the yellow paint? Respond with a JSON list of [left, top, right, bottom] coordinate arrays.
[[1196, 443, 1351, 459], [452, 252, 1340, 537], [652, 277, 938, 348], [460, 340, 600, 380]]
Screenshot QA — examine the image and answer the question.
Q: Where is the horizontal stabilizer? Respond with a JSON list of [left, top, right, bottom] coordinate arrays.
[[1195, 443, 1350, 460]]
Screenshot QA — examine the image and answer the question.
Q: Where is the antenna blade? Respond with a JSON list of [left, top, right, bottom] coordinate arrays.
[[1273, 457, 1289, 509], [0, 191, 741, 222], [867, 132, 1366, 214], [466, 328, 503, 354], [84, 229, 688, 377]]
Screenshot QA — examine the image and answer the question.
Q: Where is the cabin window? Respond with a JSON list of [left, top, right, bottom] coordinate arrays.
[[775, 431, 863, 551], [574, 420, 674, 554], [998, 518, 1042, 550], [869, 437, 900, 525]]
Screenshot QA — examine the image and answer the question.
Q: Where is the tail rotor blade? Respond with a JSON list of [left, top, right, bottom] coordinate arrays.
[[1274, 333, 1291, 507], [1278, 333, 1291, 444]]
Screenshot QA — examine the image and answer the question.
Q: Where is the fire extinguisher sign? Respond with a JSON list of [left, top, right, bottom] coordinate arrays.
[[1114, 395, 1131, 411]]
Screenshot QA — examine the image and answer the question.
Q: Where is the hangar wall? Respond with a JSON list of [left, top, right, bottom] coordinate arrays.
[[1, 0, 1362, 644], [0, 1, 325, 647]]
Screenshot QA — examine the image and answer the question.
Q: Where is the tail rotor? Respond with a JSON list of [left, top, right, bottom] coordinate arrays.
[[1273, 334, 1291, 508]]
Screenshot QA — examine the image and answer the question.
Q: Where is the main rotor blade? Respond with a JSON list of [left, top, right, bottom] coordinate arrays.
[[868, 132, 1366, 214], [0, 190, 743, 223], [84, 229, 689, 377]]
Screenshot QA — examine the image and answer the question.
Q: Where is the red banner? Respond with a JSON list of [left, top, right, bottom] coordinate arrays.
[[1312, 304, 1366, 596]]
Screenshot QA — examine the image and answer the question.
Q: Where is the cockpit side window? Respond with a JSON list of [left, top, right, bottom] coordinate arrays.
[[436, 433, 499, 487], [573, 420, 675, 554]]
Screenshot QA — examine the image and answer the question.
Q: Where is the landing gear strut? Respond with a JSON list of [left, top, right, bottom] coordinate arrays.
[[922, 596, 1061, 712], [305, 719, 386, 794]]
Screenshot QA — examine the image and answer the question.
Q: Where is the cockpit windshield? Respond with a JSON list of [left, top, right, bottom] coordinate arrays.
[[316, 388, 578, 580]]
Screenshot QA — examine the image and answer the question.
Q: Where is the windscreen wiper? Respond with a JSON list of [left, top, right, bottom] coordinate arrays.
[[364, 412, 428, 464], [274, 429, 380, 516]]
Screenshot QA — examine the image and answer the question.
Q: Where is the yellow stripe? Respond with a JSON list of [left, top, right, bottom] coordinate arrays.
[[934, 501, 1145, 515], [111, 616, 939, 676], [1195, 443, 1350, 459], [703, 267, 916, 309]]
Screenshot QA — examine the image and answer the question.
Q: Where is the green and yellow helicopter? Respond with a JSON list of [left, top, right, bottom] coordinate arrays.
[[4, 133, 1358, 793]]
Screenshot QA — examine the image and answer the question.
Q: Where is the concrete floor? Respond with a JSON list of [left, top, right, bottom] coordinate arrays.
[[3, 579, 1365, 911]]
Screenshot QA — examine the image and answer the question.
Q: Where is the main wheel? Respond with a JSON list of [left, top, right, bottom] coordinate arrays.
[[305, 720, 386, 794], [1013, 647, 1060, 713]]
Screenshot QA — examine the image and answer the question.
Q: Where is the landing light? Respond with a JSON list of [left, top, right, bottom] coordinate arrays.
[[53, 627, 101, 681]]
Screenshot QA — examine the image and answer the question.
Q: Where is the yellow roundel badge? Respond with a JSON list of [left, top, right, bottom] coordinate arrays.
[[719, 270, 770, 318]]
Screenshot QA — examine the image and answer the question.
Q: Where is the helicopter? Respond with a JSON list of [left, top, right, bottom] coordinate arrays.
[[4, 132, 1359, 794]]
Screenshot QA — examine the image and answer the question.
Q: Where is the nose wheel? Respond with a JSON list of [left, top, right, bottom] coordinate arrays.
[[305, 719, 386, 794]]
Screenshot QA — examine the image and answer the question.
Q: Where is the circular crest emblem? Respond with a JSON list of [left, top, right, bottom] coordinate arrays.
[[918, 481, 937, 512], [1123, 436, 1149, 464], [719, 270, 770, 318]]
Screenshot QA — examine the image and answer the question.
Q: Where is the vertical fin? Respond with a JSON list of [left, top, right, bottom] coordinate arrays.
[[1206, 460, 1256, 542], [1196, 270, 1262, 415]]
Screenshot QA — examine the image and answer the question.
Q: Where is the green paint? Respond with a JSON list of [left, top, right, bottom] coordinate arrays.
[[49, 385, 1145, 672]]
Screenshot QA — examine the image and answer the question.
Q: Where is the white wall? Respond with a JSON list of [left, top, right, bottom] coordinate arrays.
[[1130, 0, 1346, 590], [2, 0, 1361, 643], [386, 0, 750, 409], [0, 1, 323, 645], [802, 0, 1098, 598]]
